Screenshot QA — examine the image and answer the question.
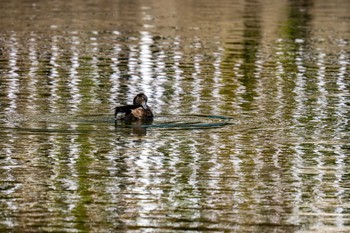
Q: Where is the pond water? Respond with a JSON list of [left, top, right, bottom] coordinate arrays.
[[0, 0, 349, 232]]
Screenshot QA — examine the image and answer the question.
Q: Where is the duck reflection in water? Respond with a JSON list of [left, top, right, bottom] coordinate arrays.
[[114, 93, 153, 135]]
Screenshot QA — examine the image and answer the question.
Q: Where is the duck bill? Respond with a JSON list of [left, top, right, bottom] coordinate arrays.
[[141, 102, 148, 109]]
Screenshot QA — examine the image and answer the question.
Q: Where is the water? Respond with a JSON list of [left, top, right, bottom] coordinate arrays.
[[0, 0, 349, 232]]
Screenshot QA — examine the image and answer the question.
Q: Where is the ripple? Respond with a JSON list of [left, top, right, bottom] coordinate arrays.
[[2, 113, 232, 133], [116, 114, 233, 130]]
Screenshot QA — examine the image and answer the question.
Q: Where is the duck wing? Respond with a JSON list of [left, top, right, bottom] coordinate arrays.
[[114, 104, 141, 117]]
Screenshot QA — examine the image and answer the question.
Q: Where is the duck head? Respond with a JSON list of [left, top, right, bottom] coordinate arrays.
[[133, 93, 149, 109]]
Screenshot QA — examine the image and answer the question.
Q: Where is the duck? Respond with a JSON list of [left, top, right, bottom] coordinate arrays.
[[114, 93, 153, 120]]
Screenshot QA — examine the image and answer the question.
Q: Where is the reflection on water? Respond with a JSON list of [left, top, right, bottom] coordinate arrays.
[[0, 0, 350, 232]]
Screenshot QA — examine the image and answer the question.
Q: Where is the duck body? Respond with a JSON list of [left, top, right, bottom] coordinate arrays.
[[114, 93, 153, 120]]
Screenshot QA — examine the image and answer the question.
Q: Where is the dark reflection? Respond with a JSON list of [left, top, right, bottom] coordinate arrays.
[[219, 0, 263, 114], [240, 0, 262, 110], [115, 118, 153, 135], [287, 0, 313, 40]]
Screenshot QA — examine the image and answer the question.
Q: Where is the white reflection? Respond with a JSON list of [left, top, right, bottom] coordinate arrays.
[[47, 134, 79, 215], [289, 41, 307, 224], [125, 44, 139, 101], [129, 139, 165, 228], [275, 41, 285, 119], [192, 49, 202, 113], [254, 50, 266, 114], [212, 44, 223, 113], [294, 42, 307, 124], [153, 48, 167, 108], [0, 140, 21, 226], [7, 33, 19, 112], [207, 134, 221, 191], [315, 50, 327, 112], [333, 48, 349, 227], [110, 34, 121, 99], [89, 31, 100, 106], [172, 36, 184, 114], [139, 31, 154, 94], [335, 51, 348, 129], [62, 134, 80, 212], [48, 35, 60, 112], [69, 35, 82, 112], [28, 33, 39, 111], [232, 60, 245, 110]]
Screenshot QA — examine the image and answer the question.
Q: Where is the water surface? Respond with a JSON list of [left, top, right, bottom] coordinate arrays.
[[0, 0, 349, 232]]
